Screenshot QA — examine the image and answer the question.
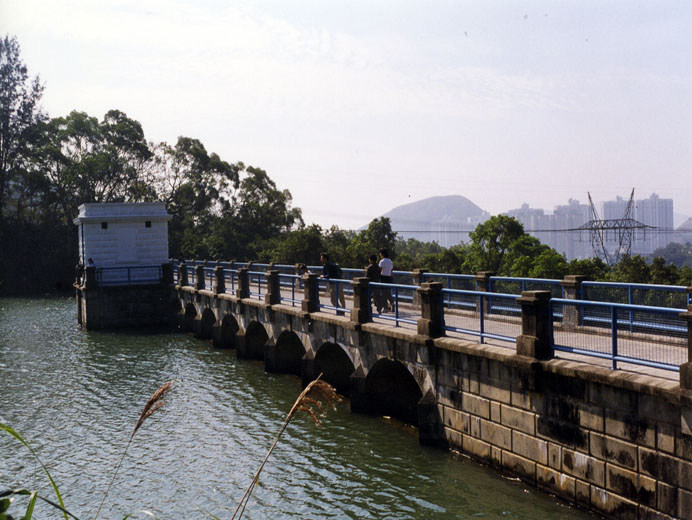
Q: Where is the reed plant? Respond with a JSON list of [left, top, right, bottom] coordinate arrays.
[[1, 381, 174, 520], [231, 375, 340, 520], [2, 377, 338, 520]]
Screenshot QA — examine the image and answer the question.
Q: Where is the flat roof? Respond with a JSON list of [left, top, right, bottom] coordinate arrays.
[[73, 202, 172, 224]]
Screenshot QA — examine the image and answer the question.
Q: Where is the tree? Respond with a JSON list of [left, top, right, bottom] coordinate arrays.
[[465, 215, 525, 273], [0, 35, 45, 219]]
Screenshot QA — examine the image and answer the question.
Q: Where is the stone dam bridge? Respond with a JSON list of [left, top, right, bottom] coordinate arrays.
[[76, 261, 692, 520]]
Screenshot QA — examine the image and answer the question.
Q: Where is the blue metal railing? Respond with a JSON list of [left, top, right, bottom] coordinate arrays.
[[442, 289, 519, 344], [96, 265, 163, 285], [550, 298, 686, 372], [319, 278, 350, 315], [369, 282, 419, 327], [278, 274, 302, 307], [248, 270, 266, 300], [171, 259, 691, 373]]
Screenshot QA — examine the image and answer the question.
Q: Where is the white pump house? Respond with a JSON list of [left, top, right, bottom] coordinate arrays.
[[74, 202, 172, 284]]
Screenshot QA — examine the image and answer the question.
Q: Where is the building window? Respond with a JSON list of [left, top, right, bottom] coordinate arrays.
[[145, 221, 152, 228], [101, 222, 108, 230]]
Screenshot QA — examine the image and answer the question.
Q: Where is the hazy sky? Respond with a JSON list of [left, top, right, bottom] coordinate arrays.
[[3, 0, 691, 229]]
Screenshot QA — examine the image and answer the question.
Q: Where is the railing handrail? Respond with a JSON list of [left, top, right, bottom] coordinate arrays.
[[490, 276, 562, 284], [581, 280, 688, 292], [551, 297, 685, 314]]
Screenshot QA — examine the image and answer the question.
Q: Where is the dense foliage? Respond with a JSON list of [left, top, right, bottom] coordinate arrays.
[[1, 34, 691, 294]]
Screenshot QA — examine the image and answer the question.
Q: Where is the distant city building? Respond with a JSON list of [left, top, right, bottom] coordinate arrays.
[[506, 193, 674, 261], [506, 200, 591, 260]]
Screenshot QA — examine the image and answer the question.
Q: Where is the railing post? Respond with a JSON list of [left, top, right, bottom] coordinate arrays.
[[417, 282, 444, 338], [236, 267, 249, 299], [412, 268, 428, 306], [195, 265, 204, 291], [516, 290, 553, 360], [301, 273, 319, 313], [350, 277, 371, 324], [265, 270, 280, 305], [214, 263, 225, 294], [178, 262, 188, 287], [561, 275, 588, 330], [680, 305, 692, 391], [475, 271, 495, 314]]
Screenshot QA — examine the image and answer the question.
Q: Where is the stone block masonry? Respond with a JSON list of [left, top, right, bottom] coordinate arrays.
[[172, 273, 692, 520]]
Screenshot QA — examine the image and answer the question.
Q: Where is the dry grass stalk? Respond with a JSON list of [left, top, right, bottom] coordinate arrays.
[[232, 375, 340, 520], [94, 381, 175, 520], [131, 381, 174, 439]]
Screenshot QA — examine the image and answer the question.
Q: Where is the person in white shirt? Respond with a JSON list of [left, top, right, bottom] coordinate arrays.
[[378, 248, 394, 312]]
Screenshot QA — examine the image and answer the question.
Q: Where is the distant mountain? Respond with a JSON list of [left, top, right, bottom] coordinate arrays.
[[373, 195, 490, 247], [678, 218, 692, 230]]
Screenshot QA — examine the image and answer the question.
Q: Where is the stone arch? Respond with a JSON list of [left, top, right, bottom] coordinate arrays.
[[182, 302, 197, 332], [364, 358, 423, 426], [237, 320, 268, 360], [267, 330, 306, 375], [315, 341, 355, 396], [213, 313, 239, 349], [195, 307, 216, 340]]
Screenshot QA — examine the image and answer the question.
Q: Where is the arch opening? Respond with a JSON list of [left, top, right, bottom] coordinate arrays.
[[365, 359, 423, 426], [197, 307, 216, 339], [182, 302, 197, 332], [240, 321, 269, 360], [273, 331, 306, 375], [215, 314, 239, 349], [315, 342, 355, 396]]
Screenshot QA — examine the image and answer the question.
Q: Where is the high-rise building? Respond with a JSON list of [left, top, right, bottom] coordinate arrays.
[[632, 193, 673, 254]]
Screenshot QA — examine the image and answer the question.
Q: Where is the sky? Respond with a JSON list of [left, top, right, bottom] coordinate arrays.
[[2, 0, 691, 229]]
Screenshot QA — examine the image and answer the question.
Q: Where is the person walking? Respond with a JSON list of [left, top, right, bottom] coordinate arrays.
[[320, 252, 345, 315], [365, 254, 384, 313], [378, 248, 394, 312]]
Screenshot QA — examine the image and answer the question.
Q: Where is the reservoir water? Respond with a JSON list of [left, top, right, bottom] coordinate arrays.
[[0, 297, 596, 519]]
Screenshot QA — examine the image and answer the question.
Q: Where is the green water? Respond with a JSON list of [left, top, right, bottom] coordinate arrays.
[[0, 297, 597, 519]]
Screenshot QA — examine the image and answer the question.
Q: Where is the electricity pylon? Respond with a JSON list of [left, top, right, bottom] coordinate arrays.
[[576, 189, 652, 266]]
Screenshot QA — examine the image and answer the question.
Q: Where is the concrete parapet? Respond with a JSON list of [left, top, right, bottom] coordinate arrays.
[[264, 269, 280, 305], [301, 273, 319, 313], [417, 282, 444, 338], [236, 267, 249, 299], [515, 290, 552, 360], [349, 277, 371, 324]]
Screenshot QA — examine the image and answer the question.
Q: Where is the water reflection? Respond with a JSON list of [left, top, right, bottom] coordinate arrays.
[[0, 297, 595, 519]]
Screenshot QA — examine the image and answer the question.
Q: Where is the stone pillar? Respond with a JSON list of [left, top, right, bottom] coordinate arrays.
[[301, 351, 317, 388], [418, 390, 445, 447], [412, 268, 428, 306], [350, 277, 371, 324], [264, 269, 280, 305], [475, 271, 495, 314], [213, 263, 225, 295], [194, 265, 204, 291], [349, 366, 373, 414], [561, 275, 589, 330], [178, 262, 188, 287], [417, 282, 445, 338], [301, 273, 319, 313], [236, 267, 249, 299], [516, 290, 553, 360], [679, 305, 692, 391]]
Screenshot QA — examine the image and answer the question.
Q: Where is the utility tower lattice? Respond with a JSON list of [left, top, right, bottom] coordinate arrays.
[[577, 189, 653, 266]]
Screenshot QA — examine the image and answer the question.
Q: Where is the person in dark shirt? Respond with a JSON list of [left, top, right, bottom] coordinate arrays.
[[320, 252, 345, 314], [365, 254, 384, 313]]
